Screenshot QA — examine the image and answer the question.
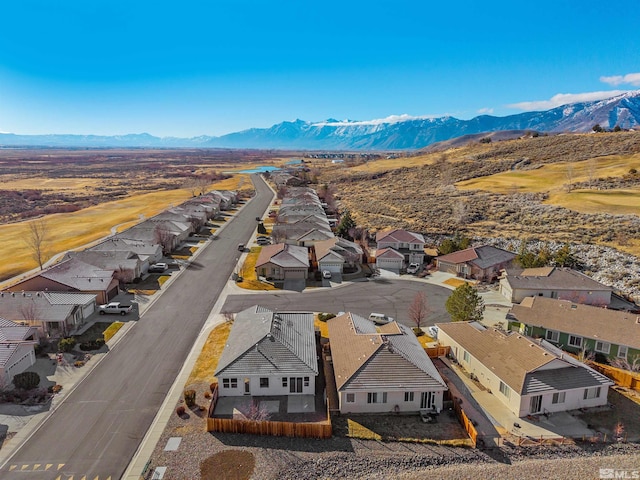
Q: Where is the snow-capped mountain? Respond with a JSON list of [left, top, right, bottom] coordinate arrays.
[[2, 91, 639, 150]]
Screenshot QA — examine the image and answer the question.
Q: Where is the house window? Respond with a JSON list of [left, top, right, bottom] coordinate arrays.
[[463, 350, 470, 363], [618, 345, 628, 359], [595, 341, 611, 354], [499, 381, 510, 399], [545, 330, 560, 343], [404, 392, 414, 402], [346, 393, 355, 403], [367, 392, 388, 404], [568, 335, 582, 348], [260, 377, 269, 388], [552, 392, 566, 404], [282, 377, 288, 388], [584, 387, 601, 400], [304, 376, 309, 387], [222, 378, 237, 389]]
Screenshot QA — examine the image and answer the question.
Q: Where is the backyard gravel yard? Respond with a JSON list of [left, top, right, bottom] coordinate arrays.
[[146, 401, 640, 480]]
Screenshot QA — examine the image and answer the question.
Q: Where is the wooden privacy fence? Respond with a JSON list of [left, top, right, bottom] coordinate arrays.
[[207, 417, 332, 439], [425, 345, 450, 359], [588, 362, 640, 391], [451, 397, 478, 447]]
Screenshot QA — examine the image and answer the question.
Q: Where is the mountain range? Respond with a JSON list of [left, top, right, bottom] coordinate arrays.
[[2, 91, 639, 151]]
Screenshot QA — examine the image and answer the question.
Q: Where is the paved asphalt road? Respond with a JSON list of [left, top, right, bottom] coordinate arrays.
[[0, 175, 274, 480], [223, 277, 452, 326]]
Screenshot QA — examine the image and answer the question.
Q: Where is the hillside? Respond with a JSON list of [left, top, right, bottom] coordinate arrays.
[[317, 131, 640, 295]]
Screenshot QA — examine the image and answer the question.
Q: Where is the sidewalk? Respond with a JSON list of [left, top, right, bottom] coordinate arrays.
[[0, 317, 134, 463]]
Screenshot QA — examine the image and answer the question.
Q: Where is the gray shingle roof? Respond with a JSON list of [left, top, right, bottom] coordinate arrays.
[[215, 306, 318, 377], [523, 366, 612, 395], [39, 258, 115, 291], [503, 267, 611, 292]]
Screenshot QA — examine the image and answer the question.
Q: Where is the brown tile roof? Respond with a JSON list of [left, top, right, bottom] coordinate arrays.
[[328, 313, 446, 392], [376, 248, 405, 259], [255, 243, 309, 269], [376, 229, 424, 244], [437, 322, 557, 393], [510, 296, 640, 350], [437, 245, 515, 269]]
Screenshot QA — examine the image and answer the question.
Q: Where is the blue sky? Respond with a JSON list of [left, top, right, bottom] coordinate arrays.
[[1, 0, 639, 137]]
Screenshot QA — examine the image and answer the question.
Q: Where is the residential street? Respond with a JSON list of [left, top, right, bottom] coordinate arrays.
[[0, 175, 274, 480], [222, 278, 452, 326]]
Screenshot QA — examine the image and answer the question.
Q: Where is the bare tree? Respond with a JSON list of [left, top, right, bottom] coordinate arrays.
[[408, 291, 429, 330], [196, 176, 210, 196], [587, 158, 598, 189], [25, 219, 49, 270], [154, 225, 174, 255], [18, 300, 41, 328], [610, 356, 640, 372], [221, 311, 235, 323], [565, 164, 574, 192], [183, 178, 199, 197], [452, 199, 469, 226], [238, 399, 271, 421], [113, 265, 135, 288]]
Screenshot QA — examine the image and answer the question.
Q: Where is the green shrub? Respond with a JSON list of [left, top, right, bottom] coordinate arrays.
[[413, 327, 425, 337], [184, 389, 196, 407], [58, 337, 76, 352], [318, 313, 336, 322], [13, 371, 41, 390]]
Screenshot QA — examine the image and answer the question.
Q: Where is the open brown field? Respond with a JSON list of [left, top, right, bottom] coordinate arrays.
[[0, 147, 290, 284], [0, 177, 247, 284], [0, 148, 286, 224]]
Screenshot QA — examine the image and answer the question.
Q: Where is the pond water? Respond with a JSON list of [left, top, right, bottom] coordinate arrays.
[[237, 165, 281, 173]]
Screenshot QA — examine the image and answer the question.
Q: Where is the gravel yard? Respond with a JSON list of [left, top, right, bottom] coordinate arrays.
[[146, 402, 640, 480]]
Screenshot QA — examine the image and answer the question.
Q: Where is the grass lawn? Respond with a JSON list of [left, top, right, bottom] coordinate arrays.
[[443, 278, 470, 288], [455, 154, 640, 218], [314, 318, 330, 339], [103, 322, 124, 342], [185, 322, 232, 388], [236, 247, 277, 291]]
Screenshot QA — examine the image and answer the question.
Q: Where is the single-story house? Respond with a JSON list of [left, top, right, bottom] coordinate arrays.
[[499, 267, 612, 305], [64, 250, 144, 282], [437, 321, 613, 417], [255, 243, 310, 281], [0, 318, 39, 388], [436, 245, 516, 281], [215, 305, 318, 397], [0, 291, 97, 338], [314, 237, 363, 274], [328, 313, 447, 414], [508, 296, 640, 363], [376, 229, 425, 265], [6, 258, 119, 305], [87, 238, 163, 270], [375, 247, 406, 272]]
